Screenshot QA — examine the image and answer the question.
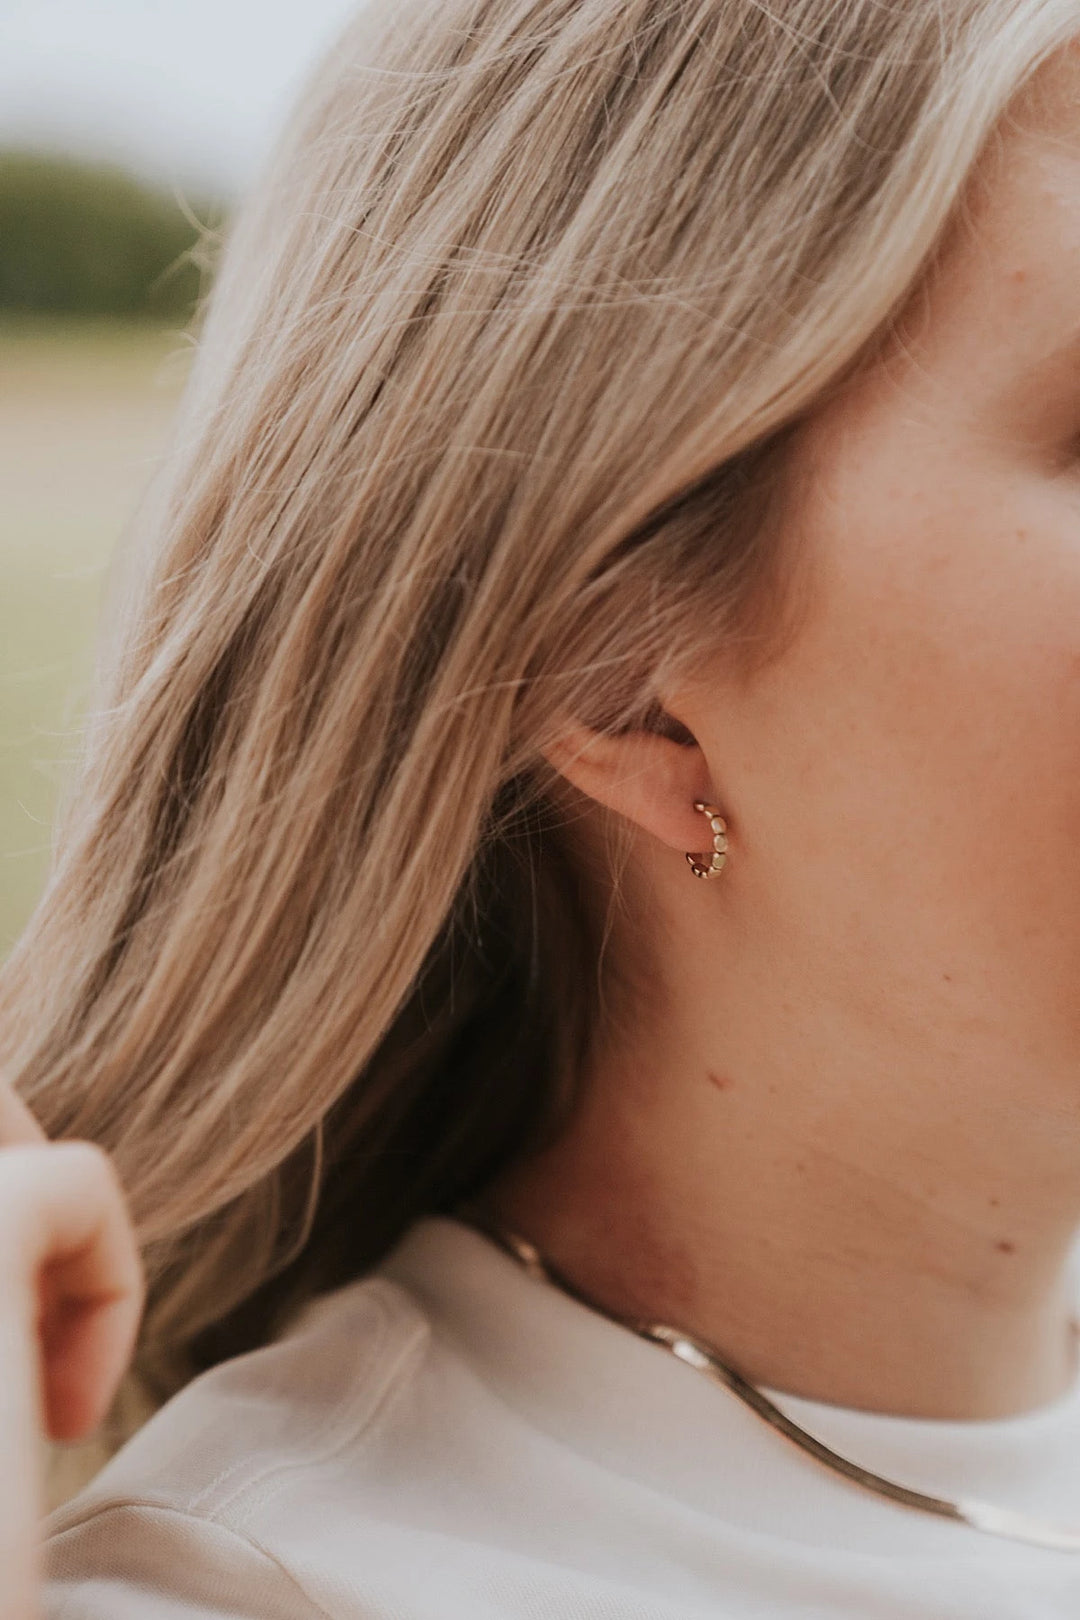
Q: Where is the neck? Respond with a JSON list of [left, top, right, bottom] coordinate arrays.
[[487, 999, 1080, 1422]]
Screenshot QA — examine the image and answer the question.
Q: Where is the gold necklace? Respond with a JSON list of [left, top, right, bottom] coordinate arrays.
[[478, 1221, 1080, 1554]]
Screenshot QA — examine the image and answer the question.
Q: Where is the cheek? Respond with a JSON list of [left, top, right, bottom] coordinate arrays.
[[729, 453, 1080, 943]]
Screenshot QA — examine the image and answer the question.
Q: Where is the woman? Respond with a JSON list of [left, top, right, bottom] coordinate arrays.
[[5, 0, 1080, 1611]]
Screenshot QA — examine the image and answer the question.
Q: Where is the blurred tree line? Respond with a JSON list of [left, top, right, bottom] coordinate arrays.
[[0, 151, 221, 321]]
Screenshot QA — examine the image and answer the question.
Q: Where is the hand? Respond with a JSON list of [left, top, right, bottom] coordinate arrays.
[[0, 1084, 143, 1620]]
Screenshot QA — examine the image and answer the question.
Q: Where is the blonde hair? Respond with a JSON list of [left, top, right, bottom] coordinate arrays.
[[1, 0, 1074, 1379]]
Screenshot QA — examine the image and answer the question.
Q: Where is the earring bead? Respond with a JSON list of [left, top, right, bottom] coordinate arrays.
[[686, 800, 729, 879]]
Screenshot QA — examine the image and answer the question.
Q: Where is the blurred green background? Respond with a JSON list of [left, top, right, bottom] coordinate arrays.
[[0, 153, 208, 953]]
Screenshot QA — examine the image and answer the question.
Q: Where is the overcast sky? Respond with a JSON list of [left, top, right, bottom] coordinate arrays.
[[0, 0, 367, 195]]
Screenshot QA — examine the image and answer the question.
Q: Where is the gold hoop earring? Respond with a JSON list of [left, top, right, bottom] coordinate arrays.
[[686, 801, 728, 880]]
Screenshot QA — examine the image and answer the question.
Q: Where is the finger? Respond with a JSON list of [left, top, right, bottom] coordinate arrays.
[[0, 1082, 46, 1147], [0, 1142, 144, 1442]]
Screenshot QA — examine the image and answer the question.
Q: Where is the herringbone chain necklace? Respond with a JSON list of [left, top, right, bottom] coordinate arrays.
[[477, 1221, 1080, 1554]]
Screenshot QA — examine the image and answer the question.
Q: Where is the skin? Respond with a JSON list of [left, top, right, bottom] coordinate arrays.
[[0, 1084, 141, 1620], [489, 48, 1080, 1421]]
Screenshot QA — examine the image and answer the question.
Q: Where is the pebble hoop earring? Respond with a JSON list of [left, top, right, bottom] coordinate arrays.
[[686, 801, 729, 880]]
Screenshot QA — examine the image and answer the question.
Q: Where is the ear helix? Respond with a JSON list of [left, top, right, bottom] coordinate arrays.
[[685, 801, 728, 880]]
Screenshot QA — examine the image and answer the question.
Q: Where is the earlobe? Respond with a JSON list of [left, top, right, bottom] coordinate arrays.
[[541, 715, 725, 859]]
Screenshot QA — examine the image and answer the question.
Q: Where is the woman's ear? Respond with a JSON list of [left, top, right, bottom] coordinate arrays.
[[541, 710, 722, 857]]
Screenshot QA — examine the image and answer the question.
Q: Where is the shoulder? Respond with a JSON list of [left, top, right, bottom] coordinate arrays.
[[45, 1273, 433, 1616]]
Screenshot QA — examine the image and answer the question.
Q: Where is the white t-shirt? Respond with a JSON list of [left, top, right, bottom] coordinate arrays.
[[44, 1215, 1080, 1617]]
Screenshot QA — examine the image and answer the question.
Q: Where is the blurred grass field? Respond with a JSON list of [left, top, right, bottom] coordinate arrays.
[[0, 318, 190, 953]]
